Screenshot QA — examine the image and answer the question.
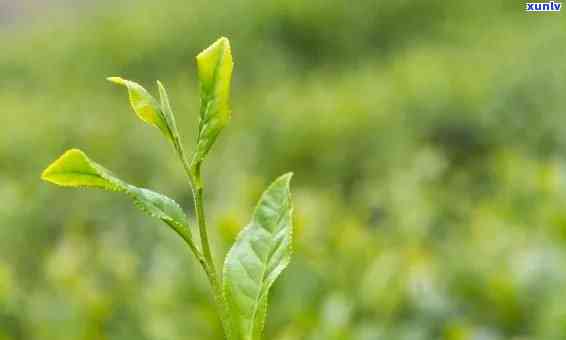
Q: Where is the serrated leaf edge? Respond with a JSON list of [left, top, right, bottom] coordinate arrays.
[[222, 172, 294, 340], [42, 149, 191, 236]]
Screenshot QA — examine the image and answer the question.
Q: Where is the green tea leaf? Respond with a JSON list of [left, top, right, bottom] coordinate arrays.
[[41, 149, 191, 236], [125, 185, 189, 233], [193, 37, 233, 165], [108, 77, 179, 145], [223, 173, 293, 340], [156, 80, 183, 150], [41, 148, 123, 190]]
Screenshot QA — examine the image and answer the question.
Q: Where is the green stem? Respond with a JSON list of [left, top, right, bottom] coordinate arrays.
[[175, 144, 232, 339], [191, 162, 233, 340], [192, 163, 215, 270], [173, 223, 228, 337]]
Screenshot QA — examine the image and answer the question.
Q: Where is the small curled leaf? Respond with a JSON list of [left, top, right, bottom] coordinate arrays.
[[42, 149, 191, 237], [108, 77, 180, 146], [156, 80, 183, 152], [193, 37, 234, 165]]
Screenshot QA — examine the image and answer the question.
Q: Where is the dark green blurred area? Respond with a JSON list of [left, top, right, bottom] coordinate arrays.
[[1, 1, 566, 339]]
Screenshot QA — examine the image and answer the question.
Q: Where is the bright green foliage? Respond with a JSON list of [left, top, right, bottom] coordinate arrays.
[[193, 37, 233, 165], [107, 77, 181, 147], [42, 149, 191, 238], [223, 173, 294, 340], [125, 186, 191, 237], [3, 2, 564, 339], [41, 149, 121, 191], [41, 37, 293, 340]]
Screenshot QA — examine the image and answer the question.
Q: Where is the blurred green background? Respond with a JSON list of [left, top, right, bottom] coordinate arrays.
[[1, 1, 566, 339]]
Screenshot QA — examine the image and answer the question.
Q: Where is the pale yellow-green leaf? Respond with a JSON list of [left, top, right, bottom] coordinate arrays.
[[41, 149, 122, 190], [108, 76, 175, 143], [193, 36, 234, 164]]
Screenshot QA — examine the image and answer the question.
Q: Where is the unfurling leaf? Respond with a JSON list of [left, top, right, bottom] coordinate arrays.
[[41, 149, 191, 236], [223, 173, 293, 340], [108, 77, 181, 147], [156, 80, 182, 149], [193, 37, 233, 165]]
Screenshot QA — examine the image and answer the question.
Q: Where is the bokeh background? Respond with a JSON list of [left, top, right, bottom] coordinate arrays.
[[2, 1, 566, 339]]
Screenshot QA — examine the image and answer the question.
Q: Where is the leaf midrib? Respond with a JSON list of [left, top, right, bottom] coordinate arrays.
[[245, 196, 290, 337]]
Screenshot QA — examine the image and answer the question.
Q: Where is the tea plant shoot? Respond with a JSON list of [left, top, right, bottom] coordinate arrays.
[[41, 37, 294, 340]]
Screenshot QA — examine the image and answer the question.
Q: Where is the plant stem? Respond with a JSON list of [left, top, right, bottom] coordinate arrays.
[[192, 163, 215, 270], [177, 146, 216, 271], [190, 162, 233, 339], [175, 144, 232, 339]]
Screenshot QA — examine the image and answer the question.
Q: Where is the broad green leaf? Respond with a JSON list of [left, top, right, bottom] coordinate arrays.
[[41, 149, 191, 235], [108, 77, 180, 146], [193, 36, 233, 165], [223, 173, 293, 340]]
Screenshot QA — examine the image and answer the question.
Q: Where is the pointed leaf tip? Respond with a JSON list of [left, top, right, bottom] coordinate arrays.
[[278, 172, 294, 184], [196, 36, 231, 62], [106, 76, 126, 85]]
